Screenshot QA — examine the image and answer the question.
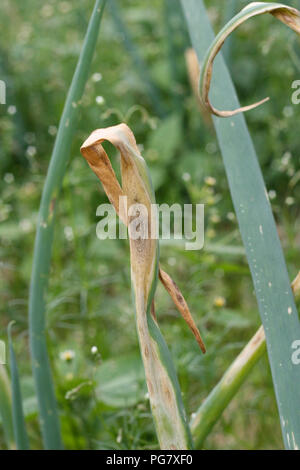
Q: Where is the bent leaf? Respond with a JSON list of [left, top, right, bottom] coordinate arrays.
[[81, 123, 196, 449], [199, 2, 300, 117], [81, 124, 205, 351]]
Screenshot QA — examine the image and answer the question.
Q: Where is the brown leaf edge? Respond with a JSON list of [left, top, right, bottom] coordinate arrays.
[[80, 124, 206, 353]]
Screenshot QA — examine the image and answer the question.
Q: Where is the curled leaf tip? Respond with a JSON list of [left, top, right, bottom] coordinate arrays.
[[159, 268, 206, 353], [200, 2, 300, 118]]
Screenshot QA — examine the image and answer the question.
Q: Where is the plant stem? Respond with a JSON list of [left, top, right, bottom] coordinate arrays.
[[0, 364, 14, 449], [80, 124, 193, 449], [28, 0, 106, 449], [191, 274, 299, 448], [108, 0, 165, 117], [191, 326, 266, 448], [181, 0, 300, 449], [8, 322, 29, 450]]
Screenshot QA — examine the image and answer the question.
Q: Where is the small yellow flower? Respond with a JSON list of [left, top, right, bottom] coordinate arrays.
[[206, 196, 216, 205], [214, 296, 226, 308], [211, 214, 220, 224], [205, 176, 216, 186], [60, 350, 75, 362], [206, 228, 216, 239]]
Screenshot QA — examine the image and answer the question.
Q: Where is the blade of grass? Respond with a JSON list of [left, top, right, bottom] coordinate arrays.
[[108, 0, 165, 117], [28, 0, 107, 449], [163, 0, 182, 112], [0, 364, 15, 449], [181, 0, 300, 450], [8, 322, 29, 450]]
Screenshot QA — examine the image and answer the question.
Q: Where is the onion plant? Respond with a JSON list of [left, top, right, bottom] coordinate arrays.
[[181, 0, 300, 450], [11, 0, 298, 451], [28, 0, 107, 449], [0, 365, 14, 449], [80, 124, 205, 449], [191, 272, 300, 448], [8, 322, 29, 450]]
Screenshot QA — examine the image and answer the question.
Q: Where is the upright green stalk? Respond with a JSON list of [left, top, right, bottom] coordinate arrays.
[[163, 0, 182, 112], [28, 0, 106, 449], [191, 274, 300, 448], [191, 326, 266, 448], [0, 365, 14, 449], [181, 0, 300, 449], [108, 0, 165, 117], [8, 322, 29, 450]]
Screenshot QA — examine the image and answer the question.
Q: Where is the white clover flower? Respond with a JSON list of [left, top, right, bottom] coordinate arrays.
[[205, 176, 216, 186], [48, 125, 57, 136], [285, 197, 295, 206], [92, 73, 102, 82], [20, 219, 32, 233], [227, 212, 235, 221], [96, 95, 105, 105], [26, 146, 37, 157], [64, 226, 74, 241], [268, 190, 277, 200], [7, 105, 16, 115], [182, 172, 191, 182]]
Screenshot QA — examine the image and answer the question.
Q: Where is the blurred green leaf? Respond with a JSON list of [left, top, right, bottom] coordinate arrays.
[[94, 354, 146, 407]]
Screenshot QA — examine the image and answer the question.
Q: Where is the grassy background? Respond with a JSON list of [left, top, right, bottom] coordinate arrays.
[[0, 0, 299, 449]]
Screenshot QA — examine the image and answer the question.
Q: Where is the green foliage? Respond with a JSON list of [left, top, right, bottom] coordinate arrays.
[[0, 365, 14, 449], [94, 354, 146, 408], [0, 0, 299, 450], [28, 0, 107, 449], [8, 322, 29, 449], [183, 0, 300, 449]]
